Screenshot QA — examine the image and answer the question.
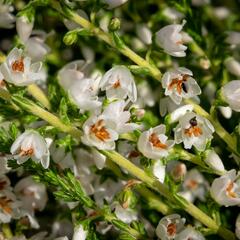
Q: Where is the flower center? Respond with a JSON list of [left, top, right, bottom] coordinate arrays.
[[167, 223, 177, 236], [113, 79, 121, 89], [184, 117, 202, 137], [19, 148, 34, 157], [0, 196, 12, 214], [226, 181, 237, 198], [186, 179, 198, 190], [12, 57, 24, 72], [168, 74, 189, 94], [149, 133, 167, 149], [90, 119, 110, 142]]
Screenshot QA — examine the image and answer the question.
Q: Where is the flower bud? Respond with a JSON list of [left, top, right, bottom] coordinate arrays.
[[167, 160, 187, 182], [117, 188, 136, 209], [108, 18, 121, 32], [224, 57, 240, 77], [16, 16, 34, 43], [219, 106, 232, 119], [204, 150, 225, 173], [222, 80, 240, 112]]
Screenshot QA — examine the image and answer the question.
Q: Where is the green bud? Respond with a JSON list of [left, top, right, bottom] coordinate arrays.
[[63, 31, 78, 45], [108, 17, 121, 32]]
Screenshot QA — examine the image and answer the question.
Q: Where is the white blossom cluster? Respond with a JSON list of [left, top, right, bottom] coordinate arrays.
[[0, 0, 240, 239]]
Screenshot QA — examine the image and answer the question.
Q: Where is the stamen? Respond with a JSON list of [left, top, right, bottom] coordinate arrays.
[[90, 119, 110, 141], [226, 181, 237, 198], [12, 57, 24, 72], [186, 179, 198, 190], [19, 148, 34, 157], [184, 126, 202, 137], [149, 133, 167, 149], [167, 223, 177, 236], [0, 196, 12, 214], [168, 74, 189, 94], [113, 79, 121, 89]]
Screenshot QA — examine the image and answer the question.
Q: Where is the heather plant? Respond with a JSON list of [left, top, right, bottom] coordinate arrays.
[[0, 0, 239, 239]]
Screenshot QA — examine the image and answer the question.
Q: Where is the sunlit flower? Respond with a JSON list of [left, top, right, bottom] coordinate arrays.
[[152, 160, 166, 183], [219, 106, 232, 119], [136, 24, 152, 45], [162, 67, 201, 105], [81, 115, 118, 150], [0, 2, 15, 29], [174, 112, 214, 151], [10, 130, 50, 169], [156, 214, 185, 240], [155, 21, 187, 57], [137, 124, 174, 159], [72, 224, 88, 240], [222, 80, 240, 112], [100, 66, 137, 102], [114, 202, 138, 224], [14, 176, 48, 213], [225, 57, 240, 77], [210, 170, 240, 207], [0, 48, 43, 86]]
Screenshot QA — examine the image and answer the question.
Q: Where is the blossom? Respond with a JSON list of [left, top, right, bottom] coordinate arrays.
[[0, 2, 15, 29], [102, 100, 139, 134], [162, 67, 201, 105], [180, 169, 209, 202], [136, 24, 152, 45], [58, 60, 101, 112], [81, 115, 118, 150], [0, 48, 43, 86], [14, 176, 48, 213], [72, 224, 88, 240], [0, 175, 11, 191], [166, 160, 187, 182], [222, 80, 240, 112], [210, 170, 240, 207], [224, 57, 240, 77], [137, 124, 174, 159], [155, 21, 187, 57], [219, 106, 232, 119], [174, 112, 214, 151], [156, 214, 185, 240], [114, 202, 138, 224], [204, 149, 225, 173], [10, 130, 50, 169], [16, 16, 34, 43], [175, 227, 205, 240], [152, 160, 166, 183], [225, 31, 240, 45], [100, 66, 137, 102], [0, 190, 21, 223]]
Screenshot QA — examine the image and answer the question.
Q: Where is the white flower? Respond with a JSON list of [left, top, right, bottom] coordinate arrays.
[[0, 48, 43, 86], [155, 21, 187, 57], [152, 160, 166, 183], [225, 57, 240, 77], [14, 176, 48, 213], [136, 24, 152, 45], [59, 60, 101, 112], [137, 125, 174, 159], [170, 104, 193, 123], [159, 97, 181, 117], [81, 115, 118, 150], [100, 66, 137, 102], [180, 169, 209, 202], [0, 175, 11, 191], [174, 112, 214, 151], [210, 170, 240, 207], [219, 106, 232, 119], [10, 130, 50, 169], [73, 224, 88, 240], [102, 100, 139, 134], [162, 7, 184, 21], [24, 30, 51, 62], [0, 2, 15, 29], [114, 203, 138, 224], [175, 227, 205, 240], [103, 0, 128, 9], [16, 16, 34, 43], [222, 80, 240, 112], [166, 160, 187, 182], [156, 214, 185, 240], [204, 149, 225, 173], [0, 190, 21, 223], [162, 67, 201, 105]]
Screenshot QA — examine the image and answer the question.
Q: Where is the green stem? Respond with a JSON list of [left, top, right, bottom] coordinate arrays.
[[27, 84, 51, 110], [2, 224, 13, 239]]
